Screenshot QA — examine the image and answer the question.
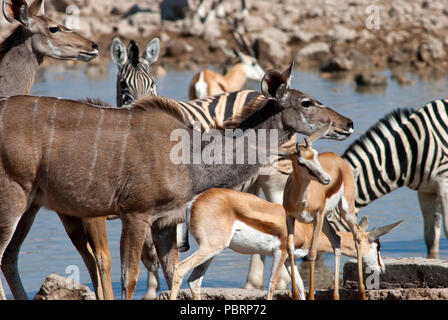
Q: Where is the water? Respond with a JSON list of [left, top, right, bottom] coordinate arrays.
[[2, 63, 448, 299]]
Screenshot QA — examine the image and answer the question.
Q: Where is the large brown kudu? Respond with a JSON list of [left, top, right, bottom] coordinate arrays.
[[0, 64, 353, 300], [0, 0, 104, 300]]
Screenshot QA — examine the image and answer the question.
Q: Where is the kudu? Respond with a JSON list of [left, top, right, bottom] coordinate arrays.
[[0, 0, 107, 301], [0, 0, 98, 96], [0, 64, 353, 300]]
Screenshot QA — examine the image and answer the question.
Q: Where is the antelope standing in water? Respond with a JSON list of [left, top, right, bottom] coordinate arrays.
[[281, 123, 397, 299], [188, 31, 264, 100], [170, 187, 401, 300], [0, 65, 353, 300]]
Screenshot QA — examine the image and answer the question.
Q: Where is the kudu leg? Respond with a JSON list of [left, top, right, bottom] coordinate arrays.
[[58, 214, 104, 300], [152, 224, 180, 289], [244, 254, 265, 290], [141, 234, 160, 300], [120, 212, 151, 300], [2, 203, 40, 300], [0, 182, 29, 300]]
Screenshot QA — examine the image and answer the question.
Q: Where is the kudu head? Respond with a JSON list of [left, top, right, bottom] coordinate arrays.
[[283, 122, 332, 185], [261, 62, 354, 140], [111, 37, 160, 106], [355, 217, 404, 273], [2, 0, 98, 61]]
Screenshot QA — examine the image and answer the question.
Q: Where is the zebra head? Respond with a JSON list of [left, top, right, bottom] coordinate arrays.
[[261, 62, 354, 140], [111, 37, 160, 107]]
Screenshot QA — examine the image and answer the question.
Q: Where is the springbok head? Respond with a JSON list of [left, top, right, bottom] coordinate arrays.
[[283, 122, 333, 185], [356, 216, 404, 273], [111, 37, 160, 106], [261, 62, 354, 140], [2, 0, 98, 61], [231, 30, 264, 81]]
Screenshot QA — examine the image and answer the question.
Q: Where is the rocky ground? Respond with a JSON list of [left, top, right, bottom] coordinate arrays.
[[2, 0, 448, 82]]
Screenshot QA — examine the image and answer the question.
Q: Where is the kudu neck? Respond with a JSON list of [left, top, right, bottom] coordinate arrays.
[[0, 26, 42, 96]]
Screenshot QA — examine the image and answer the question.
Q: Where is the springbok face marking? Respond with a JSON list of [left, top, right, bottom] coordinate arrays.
[[2, 0, 98, 61], [234, 50, 265, 82], [111, 37, 160, 106], [261, 62, 354, 140], [296, 144, 331, 185]]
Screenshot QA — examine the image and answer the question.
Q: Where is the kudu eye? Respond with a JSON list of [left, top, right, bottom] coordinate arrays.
[[301, 99, 313, 108], [49, 26, 60, 34]]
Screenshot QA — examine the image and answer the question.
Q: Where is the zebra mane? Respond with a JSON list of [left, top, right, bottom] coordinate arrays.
[[78, 97, 112, 107], [342, 107, 414, 157], [220, 95, 268, 129], [131, 95, 193, 128]]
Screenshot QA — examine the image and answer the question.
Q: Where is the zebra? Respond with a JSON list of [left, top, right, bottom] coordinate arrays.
[[110, 37, 160, 107], [244, 99, 448, 291], [343, 100, 448, 259]]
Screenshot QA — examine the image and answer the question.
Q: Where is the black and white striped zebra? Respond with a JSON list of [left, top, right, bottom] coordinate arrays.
[[342, 99, 448, 258], [110, 37, 160, 107]]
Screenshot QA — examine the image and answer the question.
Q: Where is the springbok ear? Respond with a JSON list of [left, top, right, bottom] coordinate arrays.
[[261, 70, 288, 101], [359, 216, 369, 232], [28, 0, 44, 17], [111, 37, 127, 67], [127, 40, 140, 66], [368, 220, 404, 243], [2, 0, 30, 25], [143, 37, 160, 64]]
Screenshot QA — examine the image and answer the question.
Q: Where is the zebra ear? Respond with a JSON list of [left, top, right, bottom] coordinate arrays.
[[110, 37, 127, 67], [143, 38, 160, 64]]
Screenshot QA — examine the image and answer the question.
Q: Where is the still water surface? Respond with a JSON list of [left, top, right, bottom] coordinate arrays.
[[3, 63, 448, 299]]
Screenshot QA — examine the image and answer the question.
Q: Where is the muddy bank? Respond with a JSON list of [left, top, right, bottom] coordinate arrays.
[[2, 0, 448, 77]]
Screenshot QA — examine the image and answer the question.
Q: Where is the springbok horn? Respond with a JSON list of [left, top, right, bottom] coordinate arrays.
[[307, 120, 333, 145], [359, 216, 369, 232], [368, 220, 405, 243]]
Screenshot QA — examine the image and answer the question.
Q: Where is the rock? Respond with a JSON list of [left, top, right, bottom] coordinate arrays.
[[295, 42, 330, 61], [391, 73, 415, 85], [291, 27, 316, 43], [242, 15, 266, 33], [34, 274, 96, 300], [343, 257, 448, 289], [158, 287, 448, 300], [113, 19, 139, 39], [253, 27, 290, 64], [320, 55, 353, 72], [326, 25, 358, 42], [418, 35, 446, 62], [354, 72, 387, 87], [165, 39, 193, 57], [160, 0, 190, 21]]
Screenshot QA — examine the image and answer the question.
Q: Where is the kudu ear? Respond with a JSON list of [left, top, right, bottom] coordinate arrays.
[[368, 220, 405, 243], [143, 37, 160, 64], [282, 61, 294, 87], [359, 216, 369, 232], [2, 0, 30, 25], [261, 70, 288, 101], [111, 37, 127, 67], [28, 0, 44, 17]]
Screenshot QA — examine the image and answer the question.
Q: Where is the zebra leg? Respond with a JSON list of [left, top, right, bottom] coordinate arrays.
[[418, 191, 441, 259], [436, 177, 448, 241]]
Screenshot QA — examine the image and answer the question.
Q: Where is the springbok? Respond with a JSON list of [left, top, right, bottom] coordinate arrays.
[[111, 37, 160, 106], [282, 123, 394, 300], [188, 31, 264, 100], [0, 0, 98, 97], [0, 65, 353, 300], [169, 188, 402, 300]]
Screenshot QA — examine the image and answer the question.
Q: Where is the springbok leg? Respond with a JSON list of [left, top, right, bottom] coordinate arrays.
[[286, 215, 299, 300]]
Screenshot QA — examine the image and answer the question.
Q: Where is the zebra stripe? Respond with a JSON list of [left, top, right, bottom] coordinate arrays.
[[342, 99, 448, 209]]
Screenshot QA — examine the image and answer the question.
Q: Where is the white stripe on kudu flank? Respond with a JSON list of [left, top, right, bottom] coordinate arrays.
[[32, 98, 40, 162], [46, 101, 58, 190], [86, 109, 105, 189]]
